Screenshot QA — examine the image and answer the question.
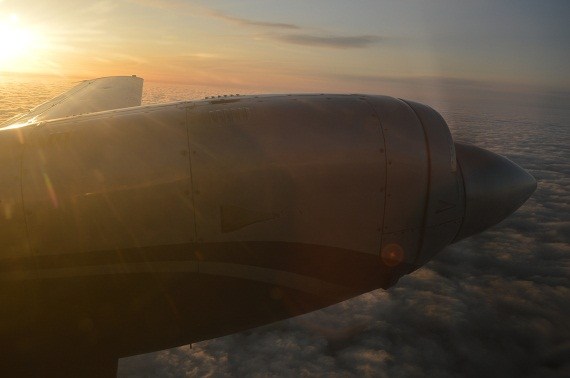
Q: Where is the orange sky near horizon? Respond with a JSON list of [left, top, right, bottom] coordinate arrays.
[[0, 0, 568, 94]]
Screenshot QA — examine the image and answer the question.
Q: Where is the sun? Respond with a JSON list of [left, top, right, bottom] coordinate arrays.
[[0, 14, 39, 70]]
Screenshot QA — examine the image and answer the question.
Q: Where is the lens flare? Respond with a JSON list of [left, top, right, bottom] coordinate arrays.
[[42, 172, 59, 209], [381, 243, 405, 267]]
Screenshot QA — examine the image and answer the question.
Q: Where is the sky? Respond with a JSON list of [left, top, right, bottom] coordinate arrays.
[[0, 0, 568, 92]]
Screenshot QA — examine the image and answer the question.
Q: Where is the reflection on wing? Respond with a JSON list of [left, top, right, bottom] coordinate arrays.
[[0, 75, 144, 128]]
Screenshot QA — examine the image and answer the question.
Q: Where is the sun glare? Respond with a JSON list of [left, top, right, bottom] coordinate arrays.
[[0, 14, 39, 70]]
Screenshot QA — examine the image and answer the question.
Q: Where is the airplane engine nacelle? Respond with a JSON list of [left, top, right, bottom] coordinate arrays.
[[0, 78, 536, 374], [0, 94, 535, 297]]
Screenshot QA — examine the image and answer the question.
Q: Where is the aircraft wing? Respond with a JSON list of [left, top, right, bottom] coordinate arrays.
[[1, 75, 143, 127]]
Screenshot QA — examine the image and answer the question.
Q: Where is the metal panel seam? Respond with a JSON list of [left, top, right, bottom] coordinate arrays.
[[185, 110, 199, 242], [359, 95, 388, 247], [399, 99, 431, 266], [451, 154, 467, 242]]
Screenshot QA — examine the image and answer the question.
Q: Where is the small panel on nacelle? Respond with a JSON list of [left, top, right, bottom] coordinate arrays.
[[187, 95, 386, 256]]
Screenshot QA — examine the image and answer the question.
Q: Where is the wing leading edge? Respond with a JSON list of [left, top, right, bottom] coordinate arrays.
[[1, 75, 144, 128]]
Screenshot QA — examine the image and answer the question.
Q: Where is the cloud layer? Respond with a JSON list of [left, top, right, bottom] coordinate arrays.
[[273, 34, 382, 49], [207, 9, 382, 49], [207, 10, 299, 30], [128, 1, 383, 50]]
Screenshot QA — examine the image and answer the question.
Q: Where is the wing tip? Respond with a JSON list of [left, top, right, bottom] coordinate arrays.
[[82, 75, 144, 83], [1, 75, 145, 127]]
